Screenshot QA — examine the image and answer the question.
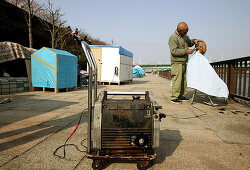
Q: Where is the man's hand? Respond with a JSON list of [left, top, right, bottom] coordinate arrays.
[[194, 39, 204, 44], [187, 49, 194, 54]]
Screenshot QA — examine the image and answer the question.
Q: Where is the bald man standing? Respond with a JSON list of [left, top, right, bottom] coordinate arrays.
[[169, 22, 200, 104]]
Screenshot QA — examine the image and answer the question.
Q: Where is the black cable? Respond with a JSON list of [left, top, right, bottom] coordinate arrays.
[[165, 102, 208, 120], [53, 142, 87, 159], [165, 114, 199, 119], [187, 102, 208, 116], [53, 109, 88, 159]]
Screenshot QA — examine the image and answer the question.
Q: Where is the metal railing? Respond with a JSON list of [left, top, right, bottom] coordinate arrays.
[[81, 41, 98, 153], [210, 56, 250, 101]]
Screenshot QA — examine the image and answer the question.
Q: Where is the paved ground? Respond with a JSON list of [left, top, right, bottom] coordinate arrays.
[[0, 74, 249, 170]]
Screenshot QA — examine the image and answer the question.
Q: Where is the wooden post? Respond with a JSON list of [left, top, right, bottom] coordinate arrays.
[[243, 60, 247, 96], [223, 64, 227, 82], [66, 88, 69, 92], [228, 62, 236, 98], [25, 59, 32, 91], [221, 64, 224, 80], [43, 87, 45, 93], [248, 63, 250, 97], [235, 62, 238, 94], [55, 88, 59, 93], [239, 61, 242, 95], [218, 64, 221, 78], [226, 64, 230, 90]]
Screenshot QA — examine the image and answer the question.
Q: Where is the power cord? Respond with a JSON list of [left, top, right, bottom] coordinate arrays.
[[187, 102, 208, 116], [165, 102, 207, 119], [165, 114, 199, 119], [53, 109, 88, 159]]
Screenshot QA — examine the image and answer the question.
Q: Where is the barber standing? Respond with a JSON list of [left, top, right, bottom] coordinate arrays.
[[169, 22, 201, 104]]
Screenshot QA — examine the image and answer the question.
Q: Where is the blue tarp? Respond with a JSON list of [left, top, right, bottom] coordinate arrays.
[[133, 65, 145, 78], [133, 69, 140, 78], [89, 45, 133, 58], [31, 47, 77, 89]]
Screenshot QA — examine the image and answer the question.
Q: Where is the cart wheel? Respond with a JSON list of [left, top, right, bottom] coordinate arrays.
[[137, 161, 149, 170], [92, 160, 103, 170]]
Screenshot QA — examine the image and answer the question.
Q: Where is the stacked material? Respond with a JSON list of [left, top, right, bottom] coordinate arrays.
[[0, 42, 37, 94], [31, 47, 77, 89], [0, 41, 37, 63], [0, 77, 29, 94], [90, 45, 133, 84]]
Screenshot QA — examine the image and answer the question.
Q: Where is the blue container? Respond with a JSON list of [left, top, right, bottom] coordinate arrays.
[[31, 47, 77, 89]]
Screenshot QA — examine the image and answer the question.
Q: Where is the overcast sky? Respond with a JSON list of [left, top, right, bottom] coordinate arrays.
[[39, 0, 250, 64]]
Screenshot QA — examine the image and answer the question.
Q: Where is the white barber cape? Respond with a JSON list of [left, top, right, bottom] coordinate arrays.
[[187, 51, 229, 98]]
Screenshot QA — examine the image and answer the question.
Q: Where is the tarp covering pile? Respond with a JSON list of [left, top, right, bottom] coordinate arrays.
[[0, 41, 37, 63], [133, 65, 145, 78], [31, 47, 77, 89], [187, 51, 229, 98]]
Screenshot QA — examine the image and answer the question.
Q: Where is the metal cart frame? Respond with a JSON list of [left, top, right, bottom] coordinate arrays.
[[81, 41, 164, 170]]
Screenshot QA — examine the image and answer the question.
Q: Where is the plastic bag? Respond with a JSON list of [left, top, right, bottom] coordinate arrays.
[[0, 98, 13, 104], [187, 52, 229, 98]]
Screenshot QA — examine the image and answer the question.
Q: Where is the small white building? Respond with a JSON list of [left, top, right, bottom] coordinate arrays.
[[90, 45, 133, 84]]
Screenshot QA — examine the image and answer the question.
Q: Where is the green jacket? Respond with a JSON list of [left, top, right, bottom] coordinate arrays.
[[169, 31, 195, 63]]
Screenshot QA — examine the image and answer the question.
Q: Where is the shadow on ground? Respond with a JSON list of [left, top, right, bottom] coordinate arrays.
[[128, 80, 149, 85], [152, 129, 182, 164], [0, 95, 79, 124], [0, 101, 87, 152]]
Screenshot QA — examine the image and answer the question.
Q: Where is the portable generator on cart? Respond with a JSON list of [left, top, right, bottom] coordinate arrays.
[[79, 39, 166, 170]]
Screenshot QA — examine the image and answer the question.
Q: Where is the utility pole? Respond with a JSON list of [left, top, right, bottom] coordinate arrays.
[[111, 39, 115, 45]]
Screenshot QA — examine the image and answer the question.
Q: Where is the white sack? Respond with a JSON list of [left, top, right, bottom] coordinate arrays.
[[187, 52, 229, 98]]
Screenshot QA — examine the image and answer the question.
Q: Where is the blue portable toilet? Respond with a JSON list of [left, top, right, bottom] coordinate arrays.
[[31, 47, 77, 90]]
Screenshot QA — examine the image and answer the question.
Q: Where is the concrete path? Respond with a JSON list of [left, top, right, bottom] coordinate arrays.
[[0, 74, 249, 170]]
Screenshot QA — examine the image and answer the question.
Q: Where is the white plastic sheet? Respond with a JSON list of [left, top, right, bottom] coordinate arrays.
[[187, 51, 229, 98]]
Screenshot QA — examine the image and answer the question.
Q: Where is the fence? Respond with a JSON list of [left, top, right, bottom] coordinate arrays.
[[210, 56, 250, 101], [157, 56, 250, 101]]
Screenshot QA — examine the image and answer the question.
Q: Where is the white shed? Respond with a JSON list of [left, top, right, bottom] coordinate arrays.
[[90, 45, 133, 84]]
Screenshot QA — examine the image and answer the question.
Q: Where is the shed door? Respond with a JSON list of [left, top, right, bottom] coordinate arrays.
[[101, 48, 120, 82]]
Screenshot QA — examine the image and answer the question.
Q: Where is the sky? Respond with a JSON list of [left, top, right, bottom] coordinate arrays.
[[39, 0, 250, 64]]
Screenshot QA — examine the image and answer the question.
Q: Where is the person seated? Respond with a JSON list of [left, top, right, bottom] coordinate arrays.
[[187, 41, 229, 105]]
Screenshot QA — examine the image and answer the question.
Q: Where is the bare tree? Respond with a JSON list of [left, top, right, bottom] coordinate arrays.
[[26, 0, 33, 48], [5, 0, 20, 6], [55, 27, 72, 49], [40, 0, 65, 49], [6, 0, 44, 48]]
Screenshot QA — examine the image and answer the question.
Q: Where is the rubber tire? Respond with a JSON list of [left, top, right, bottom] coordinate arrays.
[[92, 160, 103, 170], [137, 161, 149, 170]]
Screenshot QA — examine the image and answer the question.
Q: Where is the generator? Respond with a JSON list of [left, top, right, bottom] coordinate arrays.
[[79, 39, 165, 170]]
